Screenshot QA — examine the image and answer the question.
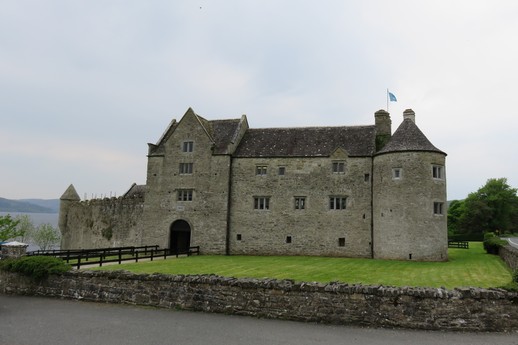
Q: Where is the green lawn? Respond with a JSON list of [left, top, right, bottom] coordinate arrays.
[[89, 242, 513, 289]]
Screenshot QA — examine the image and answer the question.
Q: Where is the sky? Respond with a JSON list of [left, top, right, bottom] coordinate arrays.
[[1, 1, 518, 201]]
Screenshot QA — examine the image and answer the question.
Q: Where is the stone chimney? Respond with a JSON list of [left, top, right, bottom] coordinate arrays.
[[403, 109, 416, 123], [375, 109, 391, 151]]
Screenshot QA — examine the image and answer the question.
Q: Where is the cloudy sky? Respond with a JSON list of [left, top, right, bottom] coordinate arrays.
[[1, 1, 518, 201]]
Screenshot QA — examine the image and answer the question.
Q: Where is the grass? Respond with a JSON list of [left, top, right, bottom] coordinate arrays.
[[89, 242, 513, 289]]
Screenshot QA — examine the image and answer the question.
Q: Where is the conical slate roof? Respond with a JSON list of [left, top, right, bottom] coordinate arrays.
[[376, 118, 446, 155], [60, 184, 80, 201]]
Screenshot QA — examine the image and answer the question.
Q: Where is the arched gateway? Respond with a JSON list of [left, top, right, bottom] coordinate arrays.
[[169, 220, 191, 254]]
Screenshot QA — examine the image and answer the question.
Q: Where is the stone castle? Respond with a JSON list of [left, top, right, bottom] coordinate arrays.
[[59, 107, 448, 261]]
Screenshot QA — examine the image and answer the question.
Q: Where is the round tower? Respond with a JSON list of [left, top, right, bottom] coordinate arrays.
[[59, 184, 80, 249], [372, 109, 447, 261]]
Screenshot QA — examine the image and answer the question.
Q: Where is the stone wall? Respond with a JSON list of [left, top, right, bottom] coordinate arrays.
[[500, 245, 518, 271], [1, 270, 517, 332], [60, 196, 144, 249]]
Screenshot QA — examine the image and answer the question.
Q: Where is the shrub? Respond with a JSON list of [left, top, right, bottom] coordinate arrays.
[[0, 256, 71, 279], [483, 232, 508, 255]]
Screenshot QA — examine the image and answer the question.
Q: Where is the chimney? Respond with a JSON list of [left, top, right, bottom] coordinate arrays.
[[375, 109, 391, 151], [403, 109, 415, 123]]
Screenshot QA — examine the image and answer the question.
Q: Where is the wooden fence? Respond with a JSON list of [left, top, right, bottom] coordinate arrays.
[[27, 245, 200, 269], [447, 241, 469, 249]]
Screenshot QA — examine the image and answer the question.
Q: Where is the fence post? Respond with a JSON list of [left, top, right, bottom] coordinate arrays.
[[136, 251, 139, 263], [151, 250, 154, 261], [76, 256, 81, 270], [118, 250, 122, 265], [99, 255, 103, 267]]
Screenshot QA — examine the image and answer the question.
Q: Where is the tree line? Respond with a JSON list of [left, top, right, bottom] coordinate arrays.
[[448, 178, 518, 240], [0, 214, 61, 251]]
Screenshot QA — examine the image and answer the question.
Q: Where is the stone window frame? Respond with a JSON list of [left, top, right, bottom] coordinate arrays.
[[256, 165, 268, 176], [294, 196, 306, 210], [278, 166, 286, 176], [182, 141, 194, 153], [177, 189, 193, 201], [432, 165, 444, 180], [433, 201, 444, 215], [332, 161, 345, 174], [254, 196, 270, 210], [392, 168, 402, 180], [179, 162, 193, 175], [329, 196, 347, 210]]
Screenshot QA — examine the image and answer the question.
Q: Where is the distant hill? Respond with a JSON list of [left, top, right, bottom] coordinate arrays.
[[0, 198, 59, 213]]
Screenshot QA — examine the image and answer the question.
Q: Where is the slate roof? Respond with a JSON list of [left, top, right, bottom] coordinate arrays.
[[376, 118, 446, 155], [234, 126, 377, 157], [209, 119, 242, 154], [123, 184, 147, 198]]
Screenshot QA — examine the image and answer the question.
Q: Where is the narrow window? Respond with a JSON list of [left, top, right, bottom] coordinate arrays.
[[392, 168, 402, 180], [256, 166, 267, 176], [332, 162, 345, 173], [286, 236, 292, 244], [330, 196, 347, 210], [182, 141, 194, 152], [278, 166, 286, 175], [236, 234, 242, 241], [434, 202, 444, 215], [432, 165, 444, 179], [177, 189, 193, 201], [254, 197, 270, 210], [179, 163, 193, 174], [294, 197, 306, 210], [364, 173, 370, 182], [338, 238, 346, 247]]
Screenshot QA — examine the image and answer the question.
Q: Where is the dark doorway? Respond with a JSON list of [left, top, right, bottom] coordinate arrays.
[[170, 220, 191, 254]]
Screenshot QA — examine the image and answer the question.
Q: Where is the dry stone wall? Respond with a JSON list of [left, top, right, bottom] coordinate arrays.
[[1, 270, 517, 332], [500, 245, 518, 271]]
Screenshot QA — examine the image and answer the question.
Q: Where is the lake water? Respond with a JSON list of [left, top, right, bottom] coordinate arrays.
[[0, 212, 59, 251]]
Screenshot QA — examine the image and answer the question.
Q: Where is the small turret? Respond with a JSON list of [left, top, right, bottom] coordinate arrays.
[[375, 109, 392, 151], [59, 184, 80, 249]]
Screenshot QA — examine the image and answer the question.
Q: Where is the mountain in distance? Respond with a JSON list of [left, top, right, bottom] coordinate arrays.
[[0, 198, 59, 213]]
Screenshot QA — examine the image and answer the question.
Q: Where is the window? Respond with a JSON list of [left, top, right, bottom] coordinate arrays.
[[256, 166, 267, 176], [278, 166, 286, 175], [434, 202, 444, 215], [286, 236, 292, 244], [177, 189, 193, 201], [332, 162, 345, 173], [432, 165, 444, 179], [179, 163, 193, 174], [338, 238, 346, 247], [392, 168, 402, 180], [182, 141, 194, 152], [294, 197, 306, 210], [236, 234, 242, 241], [254, 197, 270, 210], [330, 196, 347, 210], [364, 173, 370, 182]]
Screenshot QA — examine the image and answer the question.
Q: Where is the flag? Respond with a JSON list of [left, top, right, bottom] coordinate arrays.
[[388, 91, 397, 102]]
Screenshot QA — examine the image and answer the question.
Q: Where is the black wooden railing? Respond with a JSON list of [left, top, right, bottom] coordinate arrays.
[[448, 241, 469, 249], [26, 245, 200, 269]]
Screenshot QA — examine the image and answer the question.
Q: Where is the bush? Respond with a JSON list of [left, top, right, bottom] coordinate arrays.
[[0, 256, 71, 279], [483, 232, 508, 255]]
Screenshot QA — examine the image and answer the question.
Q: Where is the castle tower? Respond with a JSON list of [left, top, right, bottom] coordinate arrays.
[[59, 184, 80, 249], [372, 109, 447, 261]]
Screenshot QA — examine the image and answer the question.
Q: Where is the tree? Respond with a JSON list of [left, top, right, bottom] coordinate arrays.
[[14, 214, 35, 243], [447, 199, 465, 238], [456, 178, 518, 239], [0, 214, 22, 242], [33, 223, 61, 251]]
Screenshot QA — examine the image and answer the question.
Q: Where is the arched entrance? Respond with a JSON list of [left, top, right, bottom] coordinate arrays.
[[169, 220, 191, 254]]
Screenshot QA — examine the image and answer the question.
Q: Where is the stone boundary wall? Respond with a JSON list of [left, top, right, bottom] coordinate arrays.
[[1, 270, 518, 332], [500, 245, 518, 271]]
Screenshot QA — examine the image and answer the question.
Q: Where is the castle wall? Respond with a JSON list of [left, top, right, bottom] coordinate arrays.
[[373, 151, 447, 261], [229, 155, 373, 257], [60, 196, 144, 249], [139, 113, 230, 254]]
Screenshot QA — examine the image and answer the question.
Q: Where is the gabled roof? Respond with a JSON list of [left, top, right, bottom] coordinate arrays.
[[123, 183, 147, 198], [211, 119, 243, 154], [376, 118, 446, 155], [234, 125, 376, 158]]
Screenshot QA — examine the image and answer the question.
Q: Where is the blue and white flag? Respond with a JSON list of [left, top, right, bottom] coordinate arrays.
[[388, 91, 397, 102]]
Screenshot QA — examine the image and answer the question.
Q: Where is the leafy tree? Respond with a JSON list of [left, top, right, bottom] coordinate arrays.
[[14, 214, 35, 243], [456, 178, 518, 239], [0, 214, 22, 242], [447, 199, 465, 238], [33, 223, 61, 251]]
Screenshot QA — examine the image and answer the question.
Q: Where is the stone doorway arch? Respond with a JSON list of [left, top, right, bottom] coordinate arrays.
[[169, 219, 191, 254]]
